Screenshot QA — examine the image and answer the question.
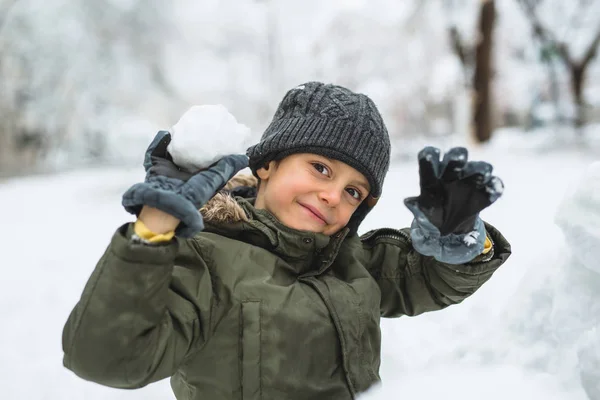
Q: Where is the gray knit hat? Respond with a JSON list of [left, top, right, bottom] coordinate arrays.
[[247, 81, 391, 198]]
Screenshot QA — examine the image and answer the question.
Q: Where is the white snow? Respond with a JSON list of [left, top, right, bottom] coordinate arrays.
[[167, 105, 253, 172], [555, 161, 600, 266], [1, 132, 599, 399], [487, 176, 505, 196], [462, 230, 480, 246]]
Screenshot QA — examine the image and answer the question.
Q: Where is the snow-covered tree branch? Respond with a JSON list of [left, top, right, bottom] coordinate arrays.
[[517, 0, 600, 128]]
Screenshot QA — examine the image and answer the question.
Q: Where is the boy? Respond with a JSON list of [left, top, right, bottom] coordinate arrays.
[[62, 82, 511, 399]]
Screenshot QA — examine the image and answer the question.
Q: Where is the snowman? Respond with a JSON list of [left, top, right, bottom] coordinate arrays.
[[552, 162, 600, 399]]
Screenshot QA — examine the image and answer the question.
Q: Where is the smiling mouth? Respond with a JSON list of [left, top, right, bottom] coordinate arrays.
[[299, 203, 328, 225]]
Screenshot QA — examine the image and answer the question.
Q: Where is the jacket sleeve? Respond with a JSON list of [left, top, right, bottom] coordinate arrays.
[[361, 221, 511, 318], [62, 223, 222, 389]]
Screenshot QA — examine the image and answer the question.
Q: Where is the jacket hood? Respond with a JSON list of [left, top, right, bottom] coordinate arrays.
[[554, 162, 600, 273], [200, 173, 373, 235], [200, 173, 350, 276], [200, 173, 257, 225]]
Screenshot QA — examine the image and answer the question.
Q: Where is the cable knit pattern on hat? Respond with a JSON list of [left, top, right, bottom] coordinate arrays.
[[246, 81, 391, 198]]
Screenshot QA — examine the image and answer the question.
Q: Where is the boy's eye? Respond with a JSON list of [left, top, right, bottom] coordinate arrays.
[[346, 188, 363, 201], [312, 162, 330, 176]]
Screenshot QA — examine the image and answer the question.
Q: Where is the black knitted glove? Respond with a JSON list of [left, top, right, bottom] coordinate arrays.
[[404, 146, 503, 264]]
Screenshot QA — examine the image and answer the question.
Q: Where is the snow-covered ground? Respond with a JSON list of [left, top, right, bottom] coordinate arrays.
[[1, 130, 599, 399]]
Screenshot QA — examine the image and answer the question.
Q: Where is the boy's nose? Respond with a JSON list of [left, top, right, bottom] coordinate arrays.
[[318, 187, 342, 206]]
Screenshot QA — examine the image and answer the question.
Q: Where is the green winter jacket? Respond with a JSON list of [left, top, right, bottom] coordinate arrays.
[[62, 189, 511, 400]]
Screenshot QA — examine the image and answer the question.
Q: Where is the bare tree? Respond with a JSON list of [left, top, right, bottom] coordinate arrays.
[[447, 0, 496, 143], [449, 26, 472, 87], [0, 0, 18, 30], [472, 0, 496, 143], [517, 0, 600, 129], [0, 0, 178, 175], [0, 0, 48, 175]]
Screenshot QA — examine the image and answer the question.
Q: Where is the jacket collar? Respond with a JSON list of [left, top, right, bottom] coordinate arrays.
[[200, 179, 349, 275]]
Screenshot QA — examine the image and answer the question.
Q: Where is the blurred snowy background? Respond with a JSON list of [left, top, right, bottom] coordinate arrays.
[[1, 0, 600, 399]]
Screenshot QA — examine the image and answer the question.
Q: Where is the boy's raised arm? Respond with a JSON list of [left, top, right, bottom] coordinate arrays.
[[62, 129, 248, 388], [361, 222, 511, 318], [361, 146, 511, 317]]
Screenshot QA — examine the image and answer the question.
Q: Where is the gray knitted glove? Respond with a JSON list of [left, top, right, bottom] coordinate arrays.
[[122, 130, 249, 238]]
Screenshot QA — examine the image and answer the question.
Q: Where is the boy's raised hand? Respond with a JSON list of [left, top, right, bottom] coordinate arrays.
[[122, 130, 248, 238], [404, 147, 504, 264]]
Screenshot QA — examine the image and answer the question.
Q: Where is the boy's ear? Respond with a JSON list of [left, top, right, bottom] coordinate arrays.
[[366, 195, 379, 207], [256, 160, 277, 180]]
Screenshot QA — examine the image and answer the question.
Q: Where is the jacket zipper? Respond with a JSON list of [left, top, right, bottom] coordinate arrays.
[[360, 228, 411, 243]]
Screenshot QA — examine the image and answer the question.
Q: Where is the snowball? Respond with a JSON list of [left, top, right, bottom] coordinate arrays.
[[167, 104, 253, 172]]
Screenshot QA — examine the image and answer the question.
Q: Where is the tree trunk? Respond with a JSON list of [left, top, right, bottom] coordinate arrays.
[[571, 63, 585, 129], [472, 0, 495, 143]]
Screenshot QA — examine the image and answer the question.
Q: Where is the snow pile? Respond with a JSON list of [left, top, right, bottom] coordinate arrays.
[[358, 365, 584, 400], [1, 136, 599, 399], [167, 105, 253, 172], [423, 159, 600, 400], [549, 161, 600, 399], [554, 161, 600, 273]]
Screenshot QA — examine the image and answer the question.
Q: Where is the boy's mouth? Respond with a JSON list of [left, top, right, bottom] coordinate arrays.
[[298, 202, 329, 225]]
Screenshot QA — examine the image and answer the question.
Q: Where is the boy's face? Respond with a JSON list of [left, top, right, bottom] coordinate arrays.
[[254, 153, 370, 236]]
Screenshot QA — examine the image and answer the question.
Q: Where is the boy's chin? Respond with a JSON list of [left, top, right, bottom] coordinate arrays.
[[277, 214, 329, 234], [286, 219, 343, 236], [288, 220, 327, 234], [269, 206, 345, 235]]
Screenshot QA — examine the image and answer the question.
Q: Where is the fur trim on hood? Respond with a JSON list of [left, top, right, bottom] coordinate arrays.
[[200, 171, 375, 234], [200, 174, 257, 224]]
